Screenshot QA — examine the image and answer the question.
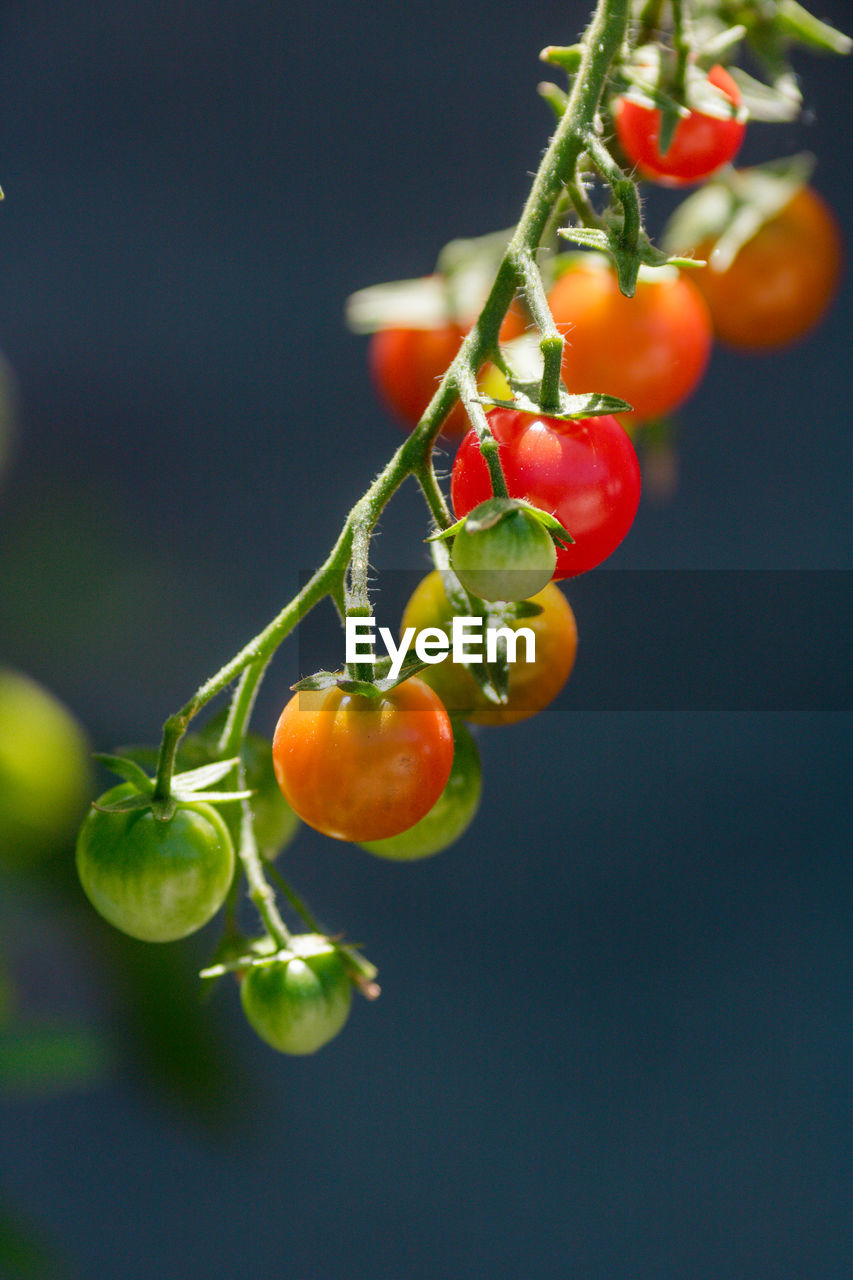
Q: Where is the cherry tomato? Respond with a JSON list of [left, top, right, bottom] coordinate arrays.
[[0, 668, 92, 870], [547, 260, 712, 422], [75, 784, 235, 942], [451, 503, 557, 602], [451, 407, 640, 579], [399, 571, 578, 726], [359, 720, 482, 859], [240, 934, 352, 1055], [272, 677, 454, 843], [614, 65, 745, 187], [369, 303, 526, 438], [689, 186, 843, 350]]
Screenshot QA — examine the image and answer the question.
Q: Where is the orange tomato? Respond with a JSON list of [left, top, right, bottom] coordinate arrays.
[[547, 261, 712, 421], [689, 186, 843, 350], [272, 677, 453, 842]]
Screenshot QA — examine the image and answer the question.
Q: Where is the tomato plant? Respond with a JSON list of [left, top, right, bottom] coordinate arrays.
[[240, 934, 352, 1055], [614, 65, 746, 187], [75, 784, 235, 942], [61, 0, 848, 1059], [450, 501, 557, 602], [359, 720, 482, 859], [547, 259, 712, 422], [688, 186, 843, 349], [400, 571, 578, 725], [272, 678, 454, 842], [451, 407, 640, 579]]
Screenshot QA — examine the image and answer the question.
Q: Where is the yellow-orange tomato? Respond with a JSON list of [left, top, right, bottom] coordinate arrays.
[[272, 678, 453, 842], [399, 572, 578, 726], [547, 262, 712, 421], [690, 186, 843, 350]]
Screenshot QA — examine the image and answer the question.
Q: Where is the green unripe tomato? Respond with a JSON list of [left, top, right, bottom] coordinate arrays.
[[76, 784, 235, 942], [0, 668, 92, 870], [128, 728, 300, 861], [450, 503, 556, 601], [359, 721, 482, 860], [240, 934, 352, 1055]]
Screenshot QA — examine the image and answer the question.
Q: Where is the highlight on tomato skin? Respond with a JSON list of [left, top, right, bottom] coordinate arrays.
[[451, 407, 641, 580], [688, 186, 844, 351], [271, 677, 454, 844], [547, 260, 713, 423], [613, 64, 746, 187]]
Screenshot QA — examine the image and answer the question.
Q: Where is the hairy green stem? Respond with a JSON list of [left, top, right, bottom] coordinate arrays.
[[415, 463, 454, 531], [237, 787, 291, 947], [565, 178, 605, 230], [517, 250, 564, 412], [219, 662, 266, 757]]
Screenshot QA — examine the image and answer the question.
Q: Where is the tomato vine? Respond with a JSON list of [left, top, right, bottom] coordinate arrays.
[[71, 0, 849, 1054]]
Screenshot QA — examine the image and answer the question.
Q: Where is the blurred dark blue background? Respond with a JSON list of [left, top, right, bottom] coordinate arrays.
[[1, 1, 851, 1276]]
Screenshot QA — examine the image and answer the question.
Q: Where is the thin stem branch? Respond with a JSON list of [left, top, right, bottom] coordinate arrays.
[[457, 366, 508, 498], [566, 178, 605, 230], [517, 249, 564, 412], [415, 463, 454, 531]]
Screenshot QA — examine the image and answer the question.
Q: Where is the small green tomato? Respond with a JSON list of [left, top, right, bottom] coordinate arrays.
[[240, 934, 352, 1055], [450, 502, 556, 601], [76, 784, 235, 942], [358, 721, 482, 860]]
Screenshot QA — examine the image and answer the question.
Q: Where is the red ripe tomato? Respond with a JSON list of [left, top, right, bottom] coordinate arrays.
[[368, 304, 527, 438], [547, 261, 712, 421], [614, 65, 746, 187], [451, 407, 640, 579], [689, 186, 843, 350], [272, 677, 454, 843]]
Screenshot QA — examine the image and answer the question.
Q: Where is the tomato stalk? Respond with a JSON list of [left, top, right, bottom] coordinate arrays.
[[516, 250, 564, 412], [147, 0, 639, 934]]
